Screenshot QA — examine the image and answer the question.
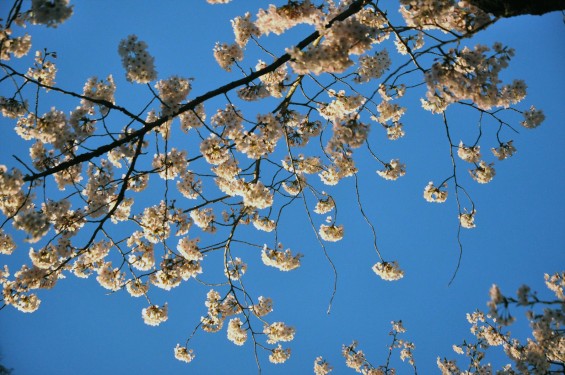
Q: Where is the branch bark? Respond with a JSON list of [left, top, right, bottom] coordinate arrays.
[[469, 0, 565, 18]]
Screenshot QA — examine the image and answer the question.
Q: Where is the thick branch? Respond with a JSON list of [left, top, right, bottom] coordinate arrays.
[[22, 0, 369, 183], [469, 0, 565, 17]]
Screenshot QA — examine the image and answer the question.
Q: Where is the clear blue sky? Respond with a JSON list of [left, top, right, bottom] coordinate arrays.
[[1, 1, 564, 374]]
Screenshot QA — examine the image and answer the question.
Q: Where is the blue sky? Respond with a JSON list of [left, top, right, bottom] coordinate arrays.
[[1, 1, 564, 374]]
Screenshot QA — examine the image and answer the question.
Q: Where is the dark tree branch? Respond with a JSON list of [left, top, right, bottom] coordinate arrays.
[[469, 0, 565, 18]]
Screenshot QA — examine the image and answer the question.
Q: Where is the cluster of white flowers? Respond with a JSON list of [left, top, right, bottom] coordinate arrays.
[[469, 161, 495, 184], [252, 216, 276, 232], [30, 0, 73, 27], [269, 345, 291, 364], [231, 12, 260, 47], [190, 208, 216, 233], [29, 245, 58, 269], [261, 245, 302, 271], [264, 321, 295, 344], [0, 229, 16, 255], [318, 90, 365, 122], [314, 195, 335, 214], [0, 166, 26, 217], [283, 155, 322, 175], [80, 75, 116, 116], [177, 171, 201, 199], [314, 356, 333, 375], [127, 231, 155, 271], [180, 103, 206, 132], [459, 209, 476, 229], [200, 290, 241, 333], [521, 106, 545, 129], [96, 262, 125, 291], [377, 160, 406, 181], [0, 97, 27, 118], [125, 279, 148, 298], [142, 303, 168, 326], [287, 15, 377, 75], [213, 42, 243, 72], [174, 344, 195, 363], [224, 257, 247, 280], [118, 35, 157, 83], [227, 317, 247, 346], [236, 84, 270, 102], [354, 50, 391, 83], [372, 261, 404, 281], [155, 76, 192, 115], [394, 32, 424, 55], [319, 224, 344, 242], [200, 135, 229, 165], [282, 175, 306, 196], [26, 50, 57, 87], [492, 141, 516, 160], [399, 0, 490, 33], [442, 274, 565, 373], [256, 60, 288, 98], [234, 113, 283, 159], [423, 182, 448, 203], [242, 181, 273, 209], [251, 296, 273, 317], [152, 148, 187, 180], [255, 1, 322, 36], [0, 28, 31, 60], [457, 141, 481, 163], [545, 272, 564, 300], [422, 44, 529, 112], [386, 123, 405, 140], [177, 237, 202, 261], [138, 201, 171, 243], [342, 341, 367, 372], [13, 208, 50, 243]]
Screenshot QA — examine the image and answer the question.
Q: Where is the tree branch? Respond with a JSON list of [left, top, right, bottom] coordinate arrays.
[[469, 0, 565, 18]]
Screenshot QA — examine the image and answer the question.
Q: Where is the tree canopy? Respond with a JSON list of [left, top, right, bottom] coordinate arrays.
[[0, 0, 564, 374]]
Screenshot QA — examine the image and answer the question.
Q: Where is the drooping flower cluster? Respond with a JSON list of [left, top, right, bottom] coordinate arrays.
[[377, 159, 406, 181], [261, 245, 302, 271], [459, 209, 476, 228], [492, 141, 516, 160], [457, 141, 481, 163], [469, 161, 495, 184], [319, 224, 344, 242], [142, 304, 168, 326], [314, 356, 333, 375], [174, 345, 195, 363], [269, 345, 291, 364], [423, 182, 448, 203], [372, 261, 404, 281]]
